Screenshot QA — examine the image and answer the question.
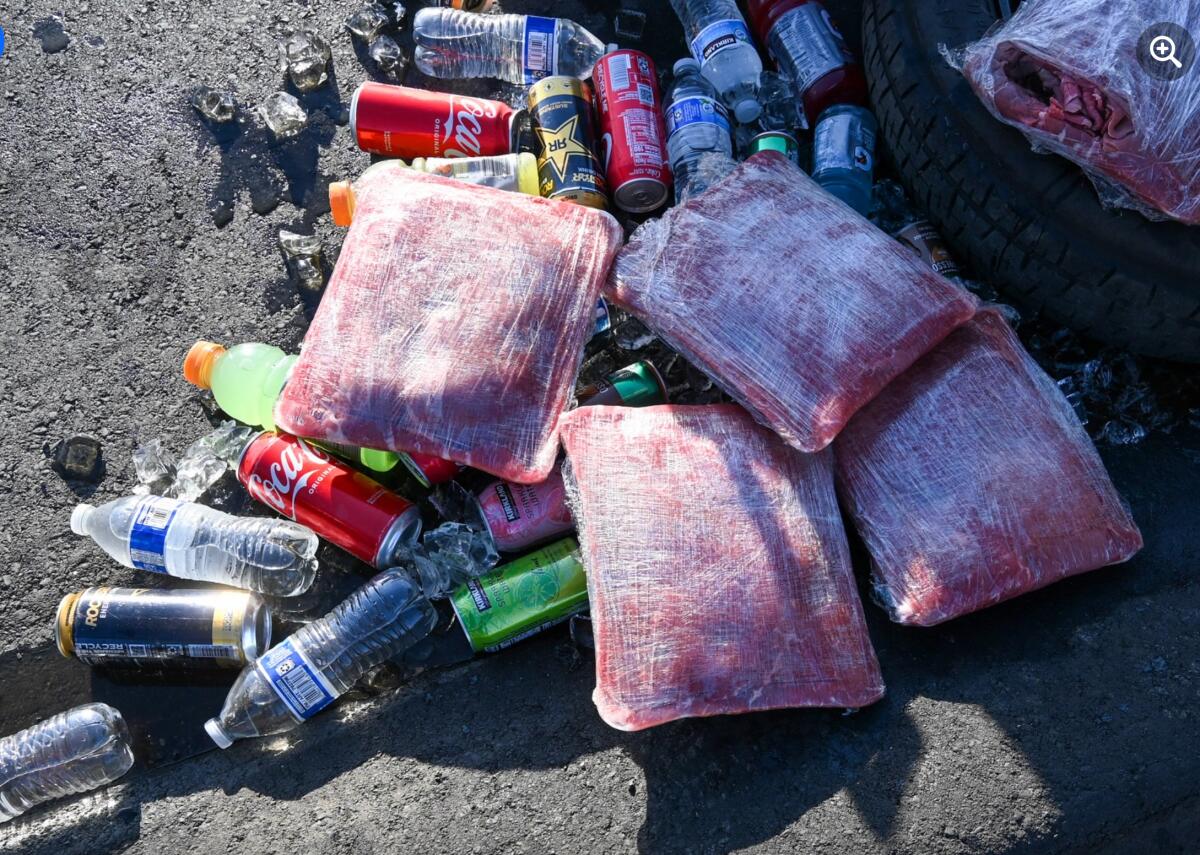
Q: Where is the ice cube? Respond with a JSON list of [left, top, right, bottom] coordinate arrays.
[[345, 4, 390, 41], [392, 3, 407, 27], [614, 9, 647, 41], [614, 316, 657, 351], [259, 92, 307, 139], [133, 437, 177, 490], [169, 422, 257, 501], [279, 30, 332, 92], [1097, 418, 1147, 446], [369, 34, 408, 78], [408, 521, 500, 599], [278, 230, 324, 291], [869, 179, 916, 236], [191, 86, 237, 123], [756, 71, 800, 132]]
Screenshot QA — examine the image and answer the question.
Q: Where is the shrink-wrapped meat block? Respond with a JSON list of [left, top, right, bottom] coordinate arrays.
[[835, 309, 1143, 627], [274, 162, 623, 483], [606, 152, 976, 453], [957, 0, 1200, 223], [560, 403, 885, 731]]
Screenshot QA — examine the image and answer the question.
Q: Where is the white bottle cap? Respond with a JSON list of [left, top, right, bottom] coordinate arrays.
[[70, 504, 94, 536], [734, 98, 763, 124], [205, 719, 234, 749]]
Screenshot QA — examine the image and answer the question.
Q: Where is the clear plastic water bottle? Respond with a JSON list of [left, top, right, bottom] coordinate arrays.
[[669, 0, 763, 123], [205, 568, 437, 747], [412, 8, 606, 85], [812, 104, 878, 216], [665, 59, 735, 203], [0, 703, 134, 823], [71, 496, 319, 598]]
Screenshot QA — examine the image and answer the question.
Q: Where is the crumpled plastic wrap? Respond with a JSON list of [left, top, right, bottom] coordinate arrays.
[[274, 162, 623, 484], [606, 152, 976, 453], [835, 308, 1144, 627], [954, 0, 1200, 224], [560, 403, 885, 731]]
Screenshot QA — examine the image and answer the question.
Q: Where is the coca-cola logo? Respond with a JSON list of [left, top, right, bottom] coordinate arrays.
[[441, 96, 498, 158], [246, 438, 331, 519]]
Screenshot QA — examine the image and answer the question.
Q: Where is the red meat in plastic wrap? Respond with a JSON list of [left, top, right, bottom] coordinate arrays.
[[958, 0, 1200, 223], [835, 309, 1143, 627], [560, 403, 885, 731], [274, 161, 623, 484], [606, 152, 976, 453]]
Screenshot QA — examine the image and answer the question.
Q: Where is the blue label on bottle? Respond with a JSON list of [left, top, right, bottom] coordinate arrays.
[[665, 95, 731, 139], [258, 637, 338, 722], [594, 297, 611, 337], [523, 16, 559, 84], [688, 18, 753, 64], [128, 496, 183, 574]]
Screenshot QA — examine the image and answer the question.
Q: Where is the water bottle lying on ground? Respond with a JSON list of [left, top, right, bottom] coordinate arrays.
[[71, 496, 318, 597], [205, 568, 437, 747], [0, 703, 134, 823], [412, 7, 606, 85], [670, 0, 763, 123]]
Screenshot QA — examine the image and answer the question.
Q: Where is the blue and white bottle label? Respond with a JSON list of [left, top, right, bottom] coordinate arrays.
[[689, 18, 753, 64], [813, 109, 876, 176], [128, 496, 183, 574], [258, 637, 338, 722], [522, 16, 559, 84], [665, 95, 731, 139]]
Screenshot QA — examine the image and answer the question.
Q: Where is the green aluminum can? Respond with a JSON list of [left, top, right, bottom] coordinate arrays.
[[577, 360, 669, 409], [450, 538, 588, 653], [749, 130, 801, 165]]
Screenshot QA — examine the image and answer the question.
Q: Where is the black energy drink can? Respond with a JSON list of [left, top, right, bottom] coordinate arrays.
[[56, 587, 270, 668], [527, 76, 608, 209]]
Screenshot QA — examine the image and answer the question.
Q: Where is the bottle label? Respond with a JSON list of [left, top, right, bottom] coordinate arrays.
[[688, 18, 753, 64], [813, 109, 875, 177], [258, 637, 338, 722], [128, 496, 184, 574], [769, 3, 854, 95], [522, 16, 560, 84], [665, 95, 731, 139]]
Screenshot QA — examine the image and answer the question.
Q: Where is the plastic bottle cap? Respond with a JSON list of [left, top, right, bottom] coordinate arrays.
[[329, 181, 357, 227], [673, 58, 701, 76], [70, 504, 94, 536], [733, 98, 763, 124], [205, 718, 233, 749], [183, 341, 226, 390]]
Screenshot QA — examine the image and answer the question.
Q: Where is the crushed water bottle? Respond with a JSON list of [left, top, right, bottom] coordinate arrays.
[[412, 8, 606, 85], [71, 496, 319, 597], [665, 58, 735, 203], [205, 568, 437, 747], [0, 704, 134, 823], [670, 0, 762, 123]]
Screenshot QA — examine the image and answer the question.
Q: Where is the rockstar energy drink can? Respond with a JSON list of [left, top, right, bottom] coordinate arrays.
[[527, 77, 608, 210], [449, 538, 588, 653], [56, 587, 270, 668]]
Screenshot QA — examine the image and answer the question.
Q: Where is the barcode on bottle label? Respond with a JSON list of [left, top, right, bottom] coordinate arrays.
[[187, 644, 240, 659], [128, 496, 183, 574], [522, 16, 559, 84], [689, 18, 752, 64], [609, 53, 632, 91], [258, 637, 338, 721]]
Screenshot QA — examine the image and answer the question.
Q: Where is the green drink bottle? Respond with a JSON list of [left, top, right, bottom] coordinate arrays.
[[183, 341, 295, 432]]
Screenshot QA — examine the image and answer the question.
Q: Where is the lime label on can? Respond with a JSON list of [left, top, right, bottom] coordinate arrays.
[[450, 538, 588, 652]]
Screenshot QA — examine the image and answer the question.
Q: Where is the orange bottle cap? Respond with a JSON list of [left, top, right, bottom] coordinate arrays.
[[329, 181, 356, 227], [184, 341, 226, 390]]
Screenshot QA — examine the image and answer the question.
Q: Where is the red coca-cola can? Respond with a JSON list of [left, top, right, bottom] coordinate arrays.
[[238, 432, 423, 568], [350, 81, 524, 160], [592, 50, 670, 213]]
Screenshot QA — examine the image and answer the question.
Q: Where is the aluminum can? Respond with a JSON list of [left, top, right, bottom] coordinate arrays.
[[449, 538, 588, 652], [576, 360, 669, 409], [350, 82, 522, 159], [748, 130, 801, 165], [56, 587, 269, 668], [527, 76, 608, 209], [238, 432, 423, 568], [477, 465, 572, 553], [592, 50, 670, 213], [897, 221, 961, 280]]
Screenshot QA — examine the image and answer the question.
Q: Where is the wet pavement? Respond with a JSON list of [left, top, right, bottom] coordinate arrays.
[[0, 0, 1197, 852]]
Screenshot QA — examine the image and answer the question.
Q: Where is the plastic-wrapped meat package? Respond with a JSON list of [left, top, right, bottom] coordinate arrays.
[[606, 152, 976, 453], [955, 0, 1200, 223], [835, 309, 1143, 627], [274, 161, 623, 484], [560, 403, 885, 731]]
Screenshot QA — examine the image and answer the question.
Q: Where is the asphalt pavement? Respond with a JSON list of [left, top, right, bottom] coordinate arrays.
[[0, 0, 1197, 853]]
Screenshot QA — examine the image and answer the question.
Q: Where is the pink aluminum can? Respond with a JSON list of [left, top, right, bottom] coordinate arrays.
[[238, 432, 422, 568], [592, 50, 671, 213], [477, 465, 572, 553]]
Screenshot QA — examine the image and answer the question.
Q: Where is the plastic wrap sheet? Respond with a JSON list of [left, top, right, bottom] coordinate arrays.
[[606, 152, 976, 453], [560, 403, 885, 732], [835, 309, 1144, 627], [274, 162, 624, 484], [956, 0, 1200, 223]]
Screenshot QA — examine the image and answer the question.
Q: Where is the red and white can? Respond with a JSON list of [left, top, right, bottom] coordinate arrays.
[[238, 432, 423, 569], [476, 465, 572, 553], [401, 451, 463, 489], [592, 50, 671, 213], [350, 81, 523, 160]]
